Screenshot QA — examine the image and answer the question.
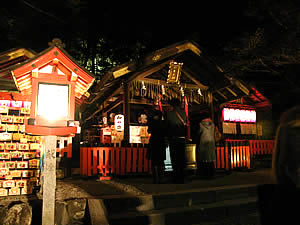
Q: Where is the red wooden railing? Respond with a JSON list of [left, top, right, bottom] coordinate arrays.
[[249, 140, 274, 156], [215, 146, 230, 171], [80, 147, 152, 177], [80, 140, 274, 177]]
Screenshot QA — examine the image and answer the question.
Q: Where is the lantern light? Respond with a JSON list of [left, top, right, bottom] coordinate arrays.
[[37, 83, 69, 121]]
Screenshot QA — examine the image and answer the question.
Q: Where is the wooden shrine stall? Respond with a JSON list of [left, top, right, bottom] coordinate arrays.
[[80, 40, 275, 179], [0, 41, 94, 196]]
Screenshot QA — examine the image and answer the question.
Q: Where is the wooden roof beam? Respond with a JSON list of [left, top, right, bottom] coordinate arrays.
[[181, 68, 209, 90]]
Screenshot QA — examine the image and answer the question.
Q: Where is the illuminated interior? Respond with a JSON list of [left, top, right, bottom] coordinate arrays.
[[37, 83, 69, 121]]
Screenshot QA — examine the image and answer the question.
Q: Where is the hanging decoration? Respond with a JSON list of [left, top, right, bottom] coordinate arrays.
[[180, 86, 184, 97], [198, 88, 203, 96], [129, 80, 211, 105], [161, 85, 165, 95], [167, 61, 183, 84], [158, 94, 163, 112]]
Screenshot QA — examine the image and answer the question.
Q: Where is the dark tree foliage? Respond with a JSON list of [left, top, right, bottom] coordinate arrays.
[[0, 0, 299, 89]]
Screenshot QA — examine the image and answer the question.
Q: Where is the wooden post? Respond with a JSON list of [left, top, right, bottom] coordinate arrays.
[[42, 135, 57, 225], [123, 82, 130, 144]]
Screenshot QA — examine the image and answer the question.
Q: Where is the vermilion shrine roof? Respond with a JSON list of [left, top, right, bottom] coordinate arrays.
[[0, 43, 95, 103]]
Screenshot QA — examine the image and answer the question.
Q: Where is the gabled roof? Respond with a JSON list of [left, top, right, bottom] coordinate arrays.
[[0, 45, 95, 101], [82, 40, 270, 123]]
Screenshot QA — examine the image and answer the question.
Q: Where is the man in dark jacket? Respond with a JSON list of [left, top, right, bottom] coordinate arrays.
[[166, 99, 187, 183], [147, 107, 167, 184]]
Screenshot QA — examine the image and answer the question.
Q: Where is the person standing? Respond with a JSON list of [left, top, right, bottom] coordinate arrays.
[[197, 112, 216, 179], [257, 105, 300, 225], [166, 99, 187, 184], [147, 106, 167, 184]]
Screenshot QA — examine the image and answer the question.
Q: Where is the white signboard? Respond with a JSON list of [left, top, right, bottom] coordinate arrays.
[[114, 114, 124, 131]]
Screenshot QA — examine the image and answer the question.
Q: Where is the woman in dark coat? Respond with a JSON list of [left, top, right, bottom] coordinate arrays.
[[147, 107, 167, 184]]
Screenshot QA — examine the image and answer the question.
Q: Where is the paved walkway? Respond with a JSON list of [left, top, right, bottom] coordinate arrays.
[[56, 169, 273, 200]]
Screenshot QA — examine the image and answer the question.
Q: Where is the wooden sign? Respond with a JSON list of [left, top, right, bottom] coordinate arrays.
[[20, 108, 30, 114], [0, 133, 12, 141], [17, 161, 28, 169], [10, 170, 22, 178], [3, 180, 15, 188], [6, 143, 17, 150], [167, 61, 183, 84], [30, 143, 41, 150], [16, 180, 28, 188], [29, 159, 39, 168], [10, 151, 23, 158], [18, 143, 29, 150], [0, 152, 10, 159], [13, 116, 24, 123], [21, 186, 32, 195], [7, 124, 19, 132], [0, 188, 8, 196], [0, 107, 8, 114], [0, 124, 6, 131], [23, 152, 35, 159], [9, 187, 20, 195], [0, 168, 9, 176], [5, 161, 16, 169], [1, 115, 12, 123]]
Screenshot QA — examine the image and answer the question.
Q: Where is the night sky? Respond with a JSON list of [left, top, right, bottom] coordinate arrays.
[[0, 0, 253, 53]]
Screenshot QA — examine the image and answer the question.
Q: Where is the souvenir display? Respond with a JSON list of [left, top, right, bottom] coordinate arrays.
[[0, 100, 41, 196]]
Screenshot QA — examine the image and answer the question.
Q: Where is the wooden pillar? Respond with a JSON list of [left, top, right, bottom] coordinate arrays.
[[210, 91, 214, 122], [42, 135, 57, 225], [123, 82, 130, 144]]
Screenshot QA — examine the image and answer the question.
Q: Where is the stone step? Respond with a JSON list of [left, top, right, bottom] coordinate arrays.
[[103, 184, 258, 214], [108, 197, 258, 225]]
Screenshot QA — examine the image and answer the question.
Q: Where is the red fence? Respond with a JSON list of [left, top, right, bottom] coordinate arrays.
[[80, 147, 151, 177], [249, 140, 274, 156], [80, 140, 274, 177]]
